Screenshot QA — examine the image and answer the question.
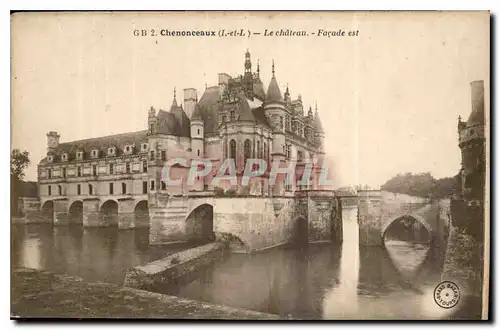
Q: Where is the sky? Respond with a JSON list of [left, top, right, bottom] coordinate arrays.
[[11, 11, 489, 188]]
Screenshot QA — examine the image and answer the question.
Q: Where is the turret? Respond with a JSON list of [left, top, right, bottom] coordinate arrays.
[[244, 49, 253, 96], [313, 104, 325, 150], [190, 104, 204, 159], [264, 59, 286, 157], [190, 104, 205, 192], [46, 131, 60, 154]]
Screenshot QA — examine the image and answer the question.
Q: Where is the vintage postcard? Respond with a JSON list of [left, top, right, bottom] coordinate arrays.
[[10, 11, 490, 320]]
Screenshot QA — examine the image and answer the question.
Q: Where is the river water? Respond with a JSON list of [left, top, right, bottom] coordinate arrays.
[[11, 206, 478, 319]]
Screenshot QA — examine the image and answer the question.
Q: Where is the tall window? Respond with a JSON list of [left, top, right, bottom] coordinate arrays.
[[150, 123, 154, 134], [161, 151, 166, 161], [161, 180, 166, 190], [109, 164, 114, 175], [48, 186, 51, 196], [92, 165, 97, 176], [150, 151, 155, 161], [48, 169, 52, 179], [122, 182, 127, 194], [88, 184, 93, 195], [197, 149, 200, 156], [62, 168, 66, 178], [142, 181, 147, 194], [229, 139, 236, 159], [77, 166, 81, 177], [77, 184, 81, 195], [142, 160, 147, 173], [256, 141, 261, 158], [150, 180, 155, 191], [286, 144, 291, 159], [244, 139, 252, 163], [58, 185, 62, 195], [109, 183, 114, 195], [230, 111, 235, 121], [126, 162, 130, 173], [264, 142, 267, 162]]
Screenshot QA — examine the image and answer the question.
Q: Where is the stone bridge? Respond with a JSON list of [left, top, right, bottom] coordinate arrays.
[[148, 190, 342, 253], [357, 190, 448, 247], [37, 195, 150, 229]]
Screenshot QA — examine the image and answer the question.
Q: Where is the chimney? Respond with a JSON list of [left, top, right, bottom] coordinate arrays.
[[46, 131, 60, 154], [470, 80, 484, 115], [183, 88, 197, 119]]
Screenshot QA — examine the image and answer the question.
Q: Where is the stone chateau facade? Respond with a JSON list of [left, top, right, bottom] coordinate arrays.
[[37, 50, 331, 235]]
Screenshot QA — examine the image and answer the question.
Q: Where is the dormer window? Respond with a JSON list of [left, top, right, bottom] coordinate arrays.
[[108, 147, 116, 156], [47, 155, 53, 163], [141, 143, 148, 152], [76, 151, 84, 160], [91, 149, 99, 159], [61, 153, 68, 161], [124, 145, 134, 155]]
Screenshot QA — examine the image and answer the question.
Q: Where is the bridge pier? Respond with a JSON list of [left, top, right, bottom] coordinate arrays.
[[53, 199, 69, 226], [357, 191, 383, 246]]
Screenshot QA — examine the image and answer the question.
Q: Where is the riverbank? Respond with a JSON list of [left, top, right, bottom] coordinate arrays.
[[11, 267, 280, 320]]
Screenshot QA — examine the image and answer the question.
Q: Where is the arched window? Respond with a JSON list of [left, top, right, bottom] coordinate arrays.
[[229, 139, 236, 159], [244, 139, 252, 162]]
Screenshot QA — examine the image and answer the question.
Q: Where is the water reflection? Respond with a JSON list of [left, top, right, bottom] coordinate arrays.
[[11, 224, 195, 285], [158, 205, 453, 319], [11, 206, 476, 319]]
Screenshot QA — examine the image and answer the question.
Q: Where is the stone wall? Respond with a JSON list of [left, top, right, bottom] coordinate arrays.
[[123, 242, 225, 291], [358, 191, 383, 245]]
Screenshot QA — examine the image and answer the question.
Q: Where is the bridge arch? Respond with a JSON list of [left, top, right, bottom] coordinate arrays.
[[382, 214, 432, 244], [185, 203, 214, 243], [41, 200, 54, 223], [100, 200, 119, 227], [291, 217, 309, 246], [68, 200, 83, 225], [134, 200, 149, 227]]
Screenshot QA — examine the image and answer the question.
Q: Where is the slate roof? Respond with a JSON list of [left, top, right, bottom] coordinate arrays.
[[40, 130, 149, 163], [197, 86, 220, 134], [267, 76, 283, 102]]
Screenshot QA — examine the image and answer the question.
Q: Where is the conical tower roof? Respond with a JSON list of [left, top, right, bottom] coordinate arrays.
[[314, 106, 324, 133], [191, 103, 203, 121], [266, 60, 283, 102]]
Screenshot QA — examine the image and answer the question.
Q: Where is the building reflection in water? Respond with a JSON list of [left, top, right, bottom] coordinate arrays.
[[322, 205, 360, 318]]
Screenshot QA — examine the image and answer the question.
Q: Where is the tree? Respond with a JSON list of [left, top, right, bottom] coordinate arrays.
[[11, 149, 30, 180]]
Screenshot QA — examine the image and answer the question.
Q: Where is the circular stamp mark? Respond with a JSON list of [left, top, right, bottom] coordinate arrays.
[[433, 281, 460, 309]]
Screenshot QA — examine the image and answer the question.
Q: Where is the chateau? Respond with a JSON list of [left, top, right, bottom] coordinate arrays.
[[36, 51, 334, 248]]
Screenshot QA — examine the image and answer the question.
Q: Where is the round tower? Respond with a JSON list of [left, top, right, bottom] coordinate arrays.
[[190, 104, 204, 159], [264, 60, 287, 195], [264, 60, 286, 157]]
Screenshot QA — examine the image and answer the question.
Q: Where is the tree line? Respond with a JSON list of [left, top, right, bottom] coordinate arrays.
[[380, 172, 460, 199]]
